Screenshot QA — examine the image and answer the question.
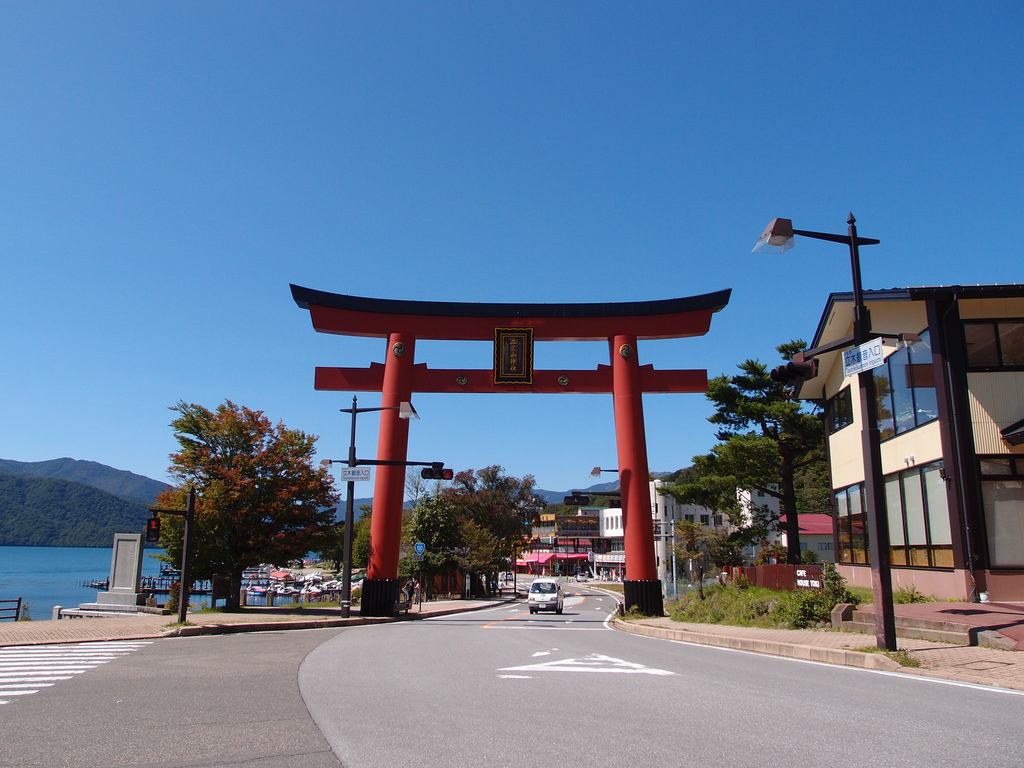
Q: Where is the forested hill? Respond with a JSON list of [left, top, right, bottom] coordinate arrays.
[[0, 458, 169, 505], [0, 472, 152, 547]]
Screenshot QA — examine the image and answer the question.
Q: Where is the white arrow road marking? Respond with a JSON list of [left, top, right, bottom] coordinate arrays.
[[499, 653, 674, 676]]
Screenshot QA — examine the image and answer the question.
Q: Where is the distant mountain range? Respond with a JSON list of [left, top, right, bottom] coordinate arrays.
[[0, 457, 677, 547], [0, 458, 170, 506], [0, 458, 173, 548]]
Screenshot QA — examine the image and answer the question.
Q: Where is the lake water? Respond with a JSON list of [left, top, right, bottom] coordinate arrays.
[[0, 545, 171, 620]]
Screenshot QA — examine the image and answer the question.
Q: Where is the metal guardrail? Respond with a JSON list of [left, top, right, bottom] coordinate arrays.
[[0, 598, 22, 621]]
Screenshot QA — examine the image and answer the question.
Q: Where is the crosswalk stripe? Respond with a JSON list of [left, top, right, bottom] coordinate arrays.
[[0, 641, 151, 706]]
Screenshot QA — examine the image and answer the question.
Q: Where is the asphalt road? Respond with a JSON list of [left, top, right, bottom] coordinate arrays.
[[3, 583, 1024, 768], [302, 584, 1024, 768], [0, 627, 347, 768]]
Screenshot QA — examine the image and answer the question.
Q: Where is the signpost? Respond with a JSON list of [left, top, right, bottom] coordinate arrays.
[[340, 467, 372, 482], [413, 542, 426, 609], [842, 337, 885, 378]]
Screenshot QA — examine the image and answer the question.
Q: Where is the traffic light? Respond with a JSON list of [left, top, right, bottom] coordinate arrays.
[[769, 357, 818, 387], [563, 491, 590, 506], [421, 464, 454, 480], [145, 516, 161, 543]]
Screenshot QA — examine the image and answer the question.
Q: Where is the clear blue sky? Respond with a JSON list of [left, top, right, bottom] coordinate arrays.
[[2, 3, 1021, 495]]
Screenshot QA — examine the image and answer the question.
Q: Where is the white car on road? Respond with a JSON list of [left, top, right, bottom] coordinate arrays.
[[527, 577, 564, 614]]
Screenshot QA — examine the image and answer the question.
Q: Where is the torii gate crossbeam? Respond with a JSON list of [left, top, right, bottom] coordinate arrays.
[[292, 284, 731, 617]]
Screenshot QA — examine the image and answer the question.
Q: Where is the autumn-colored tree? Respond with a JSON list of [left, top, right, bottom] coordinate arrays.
[[156, 400, 338, 610], [404, 465, 541, 595], [445, 466, 542, 589]]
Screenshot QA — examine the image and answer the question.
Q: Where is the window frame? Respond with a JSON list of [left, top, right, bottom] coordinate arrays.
[[827, 386, 854, 433], [835, 461, 952, 569], [874, 329, 939, 441], [964, 319, 1024, 370], [977, 455, 1024, 569]]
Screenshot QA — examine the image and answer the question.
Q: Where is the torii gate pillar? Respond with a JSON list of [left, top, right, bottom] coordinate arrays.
[[361, 332, 416, 616], [611, 334, 662, 616]]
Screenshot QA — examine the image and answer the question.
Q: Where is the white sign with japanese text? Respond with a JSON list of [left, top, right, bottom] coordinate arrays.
[[843, 337, 885, 378]]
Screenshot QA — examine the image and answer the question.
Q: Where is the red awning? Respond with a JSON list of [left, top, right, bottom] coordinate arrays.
[[516, 552, 590, 565], [516, 553, 556, 565]]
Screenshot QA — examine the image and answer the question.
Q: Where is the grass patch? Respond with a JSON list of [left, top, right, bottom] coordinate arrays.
[[666, 564, 858, 630], [885, 650, 921, 667], [849, 586, 873, 605], [857, 647, 921, 666], [893, 585, 934, 604]]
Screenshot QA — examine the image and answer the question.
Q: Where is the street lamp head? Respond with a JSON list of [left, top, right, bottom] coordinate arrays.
[[752, 217, 795, 254], [399, 401, 420, 420], [590, 466, 602, 477], [319, 459, 333, 468]]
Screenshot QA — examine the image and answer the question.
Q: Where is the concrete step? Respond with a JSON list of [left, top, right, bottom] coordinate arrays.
[[833, 603, 1019, 649], [844, 617, 970, 645], [59, 604, 171, 619]]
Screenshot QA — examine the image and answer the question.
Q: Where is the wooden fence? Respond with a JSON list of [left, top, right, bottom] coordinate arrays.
[[0, 598, 22, 621], [734, 564, 824, 592]]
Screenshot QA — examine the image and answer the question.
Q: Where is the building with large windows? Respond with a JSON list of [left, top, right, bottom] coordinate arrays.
[[798, 284, 1024, 601]]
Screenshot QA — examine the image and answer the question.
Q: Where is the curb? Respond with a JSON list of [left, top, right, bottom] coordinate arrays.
[[161, 616, 393, 638], [160, 595, 521, 639], [613, 619, 903, 672]]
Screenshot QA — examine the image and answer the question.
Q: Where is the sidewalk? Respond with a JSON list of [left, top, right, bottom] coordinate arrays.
[[0, 596, 512, 648], [617, 601, 1024, 692]]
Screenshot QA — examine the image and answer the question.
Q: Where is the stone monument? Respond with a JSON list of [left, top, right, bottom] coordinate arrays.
[[78, 533, 148, 614]]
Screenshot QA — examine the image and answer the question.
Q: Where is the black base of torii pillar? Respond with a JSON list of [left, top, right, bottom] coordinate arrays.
[[361, 578, 399, 617], [624, 580, 663, 616]]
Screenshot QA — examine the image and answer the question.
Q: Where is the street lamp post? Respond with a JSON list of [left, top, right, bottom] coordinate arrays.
[[754, 213, 896, 650], [322, 396, 419, 618], [590, 467, 619, 580], [652, 520, 678, 598], [148, 487, 197, 625]]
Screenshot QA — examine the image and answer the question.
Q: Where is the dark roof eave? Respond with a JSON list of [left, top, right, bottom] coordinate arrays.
[[290, 284, 732, 319]]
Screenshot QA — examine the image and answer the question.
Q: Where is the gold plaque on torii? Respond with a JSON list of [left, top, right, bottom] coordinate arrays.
[[493, 328, 534, 385]]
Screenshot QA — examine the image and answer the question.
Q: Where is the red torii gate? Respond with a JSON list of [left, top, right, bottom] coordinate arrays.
[[291, 284, 731, 616]]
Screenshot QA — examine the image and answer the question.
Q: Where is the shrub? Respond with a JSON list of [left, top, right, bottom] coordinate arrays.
[[670, 563, 857, 630], [773, 563, 856, 628], [167, 581, 179, 614]]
